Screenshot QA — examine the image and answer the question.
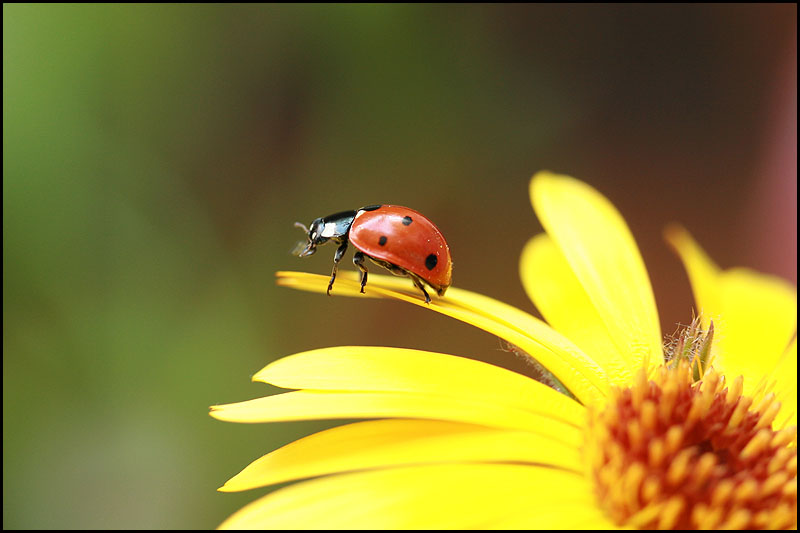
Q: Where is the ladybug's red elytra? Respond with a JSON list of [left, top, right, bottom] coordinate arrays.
[[294, 205, 452, 303]]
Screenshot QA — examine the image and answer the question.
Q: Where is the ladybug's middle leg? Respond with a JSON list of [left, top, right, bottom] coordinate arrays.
[[327, 241, 348, 295], [353, 251, 368, 294]]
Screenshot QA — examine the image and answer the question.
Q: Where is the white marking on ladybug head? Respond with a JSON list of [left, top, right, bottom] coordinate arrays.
[[320, 222, 339, 238]]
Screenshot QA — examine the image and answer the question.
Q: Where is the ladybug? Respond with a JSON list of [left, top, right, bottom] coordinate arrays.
[[293, 205, 452, 303]]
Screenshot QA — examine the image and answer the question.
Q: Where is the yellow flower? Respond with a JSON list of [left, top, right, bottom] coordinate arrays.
[[211, 172, 797, 529]]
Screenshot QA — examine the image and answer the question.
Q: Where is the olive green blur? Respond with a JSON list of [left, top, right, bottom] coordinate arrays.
[[4, 4, 795, 528]]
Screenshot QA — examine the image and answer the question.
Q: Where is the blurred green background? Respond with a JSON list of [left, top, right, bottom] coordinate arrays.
[[4, 4, 796, 528]]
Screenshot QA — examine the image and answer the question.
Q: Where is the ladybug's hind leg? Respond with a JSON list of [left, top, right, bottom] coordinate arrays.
[[409, 274, 432, 304], [353, 251, 368, 294], [327, 242, 348, 295]]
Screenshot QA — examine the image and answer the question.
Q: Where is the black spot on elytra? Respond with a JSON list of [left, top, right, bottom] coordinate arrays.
[[425, 253, 438, 270], [361, 205, 382, 211], [378, 235, 387, 246], [402, 216, 413, 225]]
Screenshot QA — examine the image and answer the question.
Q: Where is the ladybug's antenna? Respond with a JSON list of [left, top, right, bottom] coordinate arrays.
[[292, 221, 317, 257]]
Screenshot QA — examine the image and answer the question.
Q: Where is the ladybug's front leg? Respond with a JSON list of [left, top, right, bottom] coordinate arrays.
[[327, 242, 348, 295], [353, 251, 368, 294]]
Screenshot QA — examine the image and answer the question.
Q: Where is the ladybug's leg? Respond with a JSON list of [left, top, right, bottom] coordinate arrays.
[[353, 251, 368, 294], [410, 275, 432, 304], [327, 241, 348, 295]]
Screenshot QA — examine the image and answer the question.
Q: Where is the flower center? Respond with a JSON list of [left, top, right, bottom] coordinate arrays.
[[585, 361, 797, 529]]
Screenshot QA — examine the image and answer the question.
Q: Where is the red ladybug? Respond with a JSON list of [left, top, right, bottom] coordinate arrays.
[[294, 205, 452, 303]]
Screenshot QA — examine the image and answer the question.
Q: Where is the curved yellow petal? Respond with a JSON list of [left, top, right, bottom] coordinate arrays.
[[664, 225, 721, 330], [434, 286, 611, 405], [210, 390, 582, 447], [276, 271, 610, 406], [530, 172, 663, 369], [277, 270, 383, 299], [666, 225, 797, 397], [521, 233, 631, 384], [769, 337, 797, 429], [220, 419, 583, 492], [219, 463, 595, 529], [256, 346, 585, 425]]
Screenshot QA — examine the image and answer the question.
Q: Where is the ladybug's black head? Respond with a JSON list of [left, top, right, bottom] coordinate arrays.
[[293, 217, 326, 257], [293, 210, 357, 257]]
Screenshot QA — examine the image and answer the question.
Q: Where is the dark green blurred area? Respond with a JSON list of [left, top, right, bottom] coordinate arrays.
[[4, 4, 795, 528]]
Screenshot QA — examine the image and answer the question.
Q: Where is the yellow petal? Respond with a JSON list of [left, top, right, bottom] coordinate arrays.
[[210, 390, 583, 447], [530, 172, 663, 369], [664, 225, 721, 330], [666, 225, 797, 397], [521, 233, 631, 384], [716, 269, 797, 394], [769, 337, 797, 429], [256, 346, 585, 425], [276, 271, 610, 406], [220, 419, 583, 492], [435, 286, 611, 405], [493, 503, 620, 529], [219, 463, 595, 529], [277, 270, 382, 299]]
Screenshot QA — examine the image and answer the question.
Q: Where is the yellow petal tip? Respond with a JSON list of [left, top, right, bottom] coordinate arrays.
[[531, 169, 570, 183], [663, 223, 691, 253], [530, 171, 574, 200]]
